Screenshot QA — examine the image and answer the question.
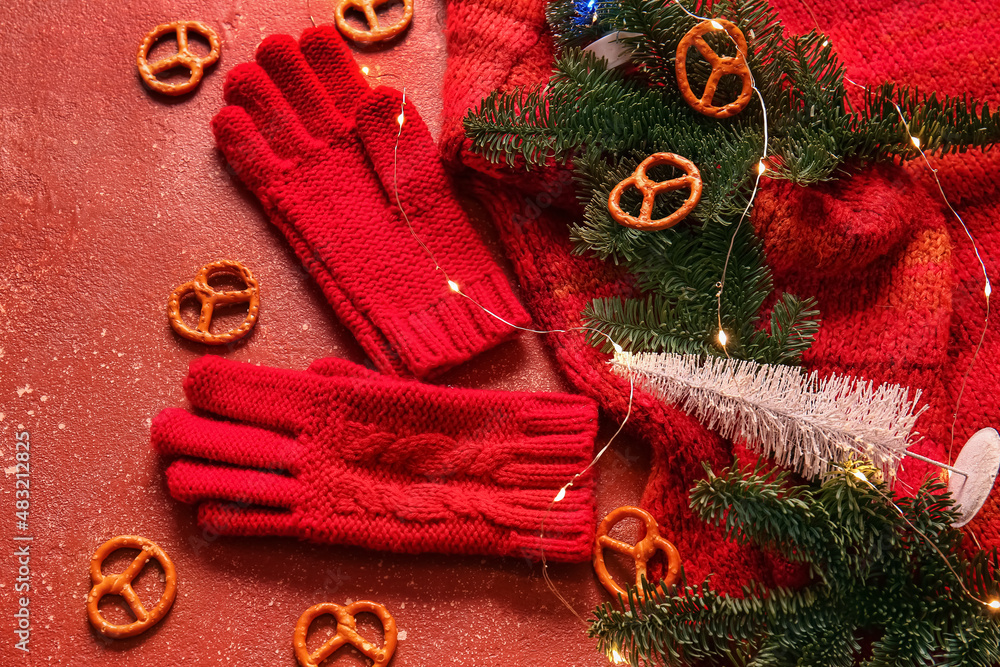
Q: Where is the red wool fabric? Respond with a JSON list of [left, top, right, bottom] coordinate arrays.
[[439, 0, 1000, 590], [756, 1, 1000, 541], [212, 27, 530, 379], [152, 355, 599, 562]]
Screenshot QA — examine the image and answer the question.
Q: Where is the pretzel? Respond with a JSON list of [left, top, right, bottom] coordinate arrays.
[[137, 21, 221, 96], [607, 153, 703, 230], [593, 506, 682, 602], [168, 260, 260, 345], [675, 19, 753, 118], [86, 535, 177, 639], [294, 601, 398, 667], [334, 0, 413, 43]]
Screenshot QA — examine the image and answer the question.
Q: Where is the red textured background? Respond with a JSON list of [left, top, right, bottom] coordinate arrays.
[[6, 0, 1000, 665], [0, 1, 647, 664]]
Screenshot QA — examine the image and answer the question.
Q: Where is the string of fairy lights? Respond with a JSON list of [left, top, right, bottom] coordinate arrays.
[[845, 78, 992, 469], [786, 0, 994, 472], [670, 2, 995, 495], [371, 0, 999, 629], [668, 2, 772, 353], [388, 91, 640, 621]]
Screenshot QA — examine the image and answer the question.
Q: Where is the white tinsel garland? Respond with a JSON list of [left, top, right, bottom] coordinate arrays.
[[612, 351, 927, 480]]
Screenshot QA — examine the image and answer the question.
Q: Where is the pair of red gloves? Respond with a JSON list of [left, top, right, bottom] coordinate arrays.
[[153, 28, 598, 562]]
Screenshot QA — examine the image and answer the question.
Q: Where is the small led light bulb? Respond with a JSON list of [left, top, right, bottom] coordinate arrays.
[[397, 113, 405, 127], [553, 486, 567, 502], [710, 20, 723, 30], [757, 160, 767, 175], [361, 66, 370, 75], [853, 470, 867, 481], [608, 648, 628, 665], [612, 342, 624, 354], [986, 280, 992, 298], [988, 600, 1000, 609], [447, 279, 460, 293], [911, 136, 921, 149], [717, 330, 728, 346]]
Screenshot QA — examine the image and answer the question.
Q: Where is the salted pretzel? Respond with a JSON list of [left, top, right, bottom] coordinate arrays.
[[593, 506, 682, 601], [607, 153, 703, 230], [675, 19, 753, 118], [334, 0, 413, 44], [294, 601, 398, 667], [167, 260, 260, 345], [86, 535, 177, 639], [137, 21, 221, 96]]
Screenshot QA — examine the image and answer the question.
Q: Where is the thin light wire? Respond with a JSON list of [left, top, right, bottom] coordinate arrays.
[[392, 90, 448, 279], [842, 77, 993, 467], [793, 0, 993, 473], [390, 87, 638, 620], [672, 0, 710, 21], [716, 85, 768, 357], [541, 377, 636, 625], [847, 466, 996, 608], [670, 1, 772, 355]]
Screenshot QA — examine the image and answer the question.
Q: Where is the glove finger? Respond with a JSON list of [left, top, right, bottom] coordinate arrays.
[[165, 458, 301, 508], [152, 408, 299, 471], [355, 87, 472, 260], [211, 105, 287, 197], [254, 33, 350, 141], [269, 214, 410, 377], [298, 24, 370, 117], [198, 502, 298, 537], [223, 62, 324, 161], [183, 356, 313, 433]]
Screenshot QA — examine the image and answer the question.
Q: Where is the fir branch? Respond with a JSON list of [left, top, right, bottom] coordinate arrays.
[[855, 84, 1000, 159], [578, 204, 818, 366], [590, 463, 1000, 666], [691, 462, 832, 574], [745, 293, 821, 366], [546, 0, 617, 48], [465, 0, 1000, 374], [584, 294, 716, 356], [462, 87, 556, 166], [610, 351, 927, 479]]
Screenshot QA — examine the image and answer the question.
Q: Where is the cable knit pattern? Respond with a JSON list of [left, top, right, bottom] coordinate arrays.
[[152, 355, 599, 562], [211, 27, 530, 379], [440, 0, 1000, 590]]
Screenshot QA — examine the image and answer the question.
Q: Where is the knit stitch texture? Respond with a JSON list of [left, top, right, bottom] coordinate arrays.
[[441, 0, 1000, 591], [152, 355, 599, 561], [212, 27, 530, 379]]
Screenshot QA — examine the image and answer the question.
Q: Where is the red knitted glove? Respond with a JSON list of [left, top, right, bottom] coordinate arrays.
[[211, 27, 530, 379], [151, 355, 598, 562]]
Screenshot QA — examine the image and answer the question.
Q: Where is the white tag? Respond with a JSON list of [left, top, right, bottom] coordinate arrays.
[[582, 31, 642, 69]]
